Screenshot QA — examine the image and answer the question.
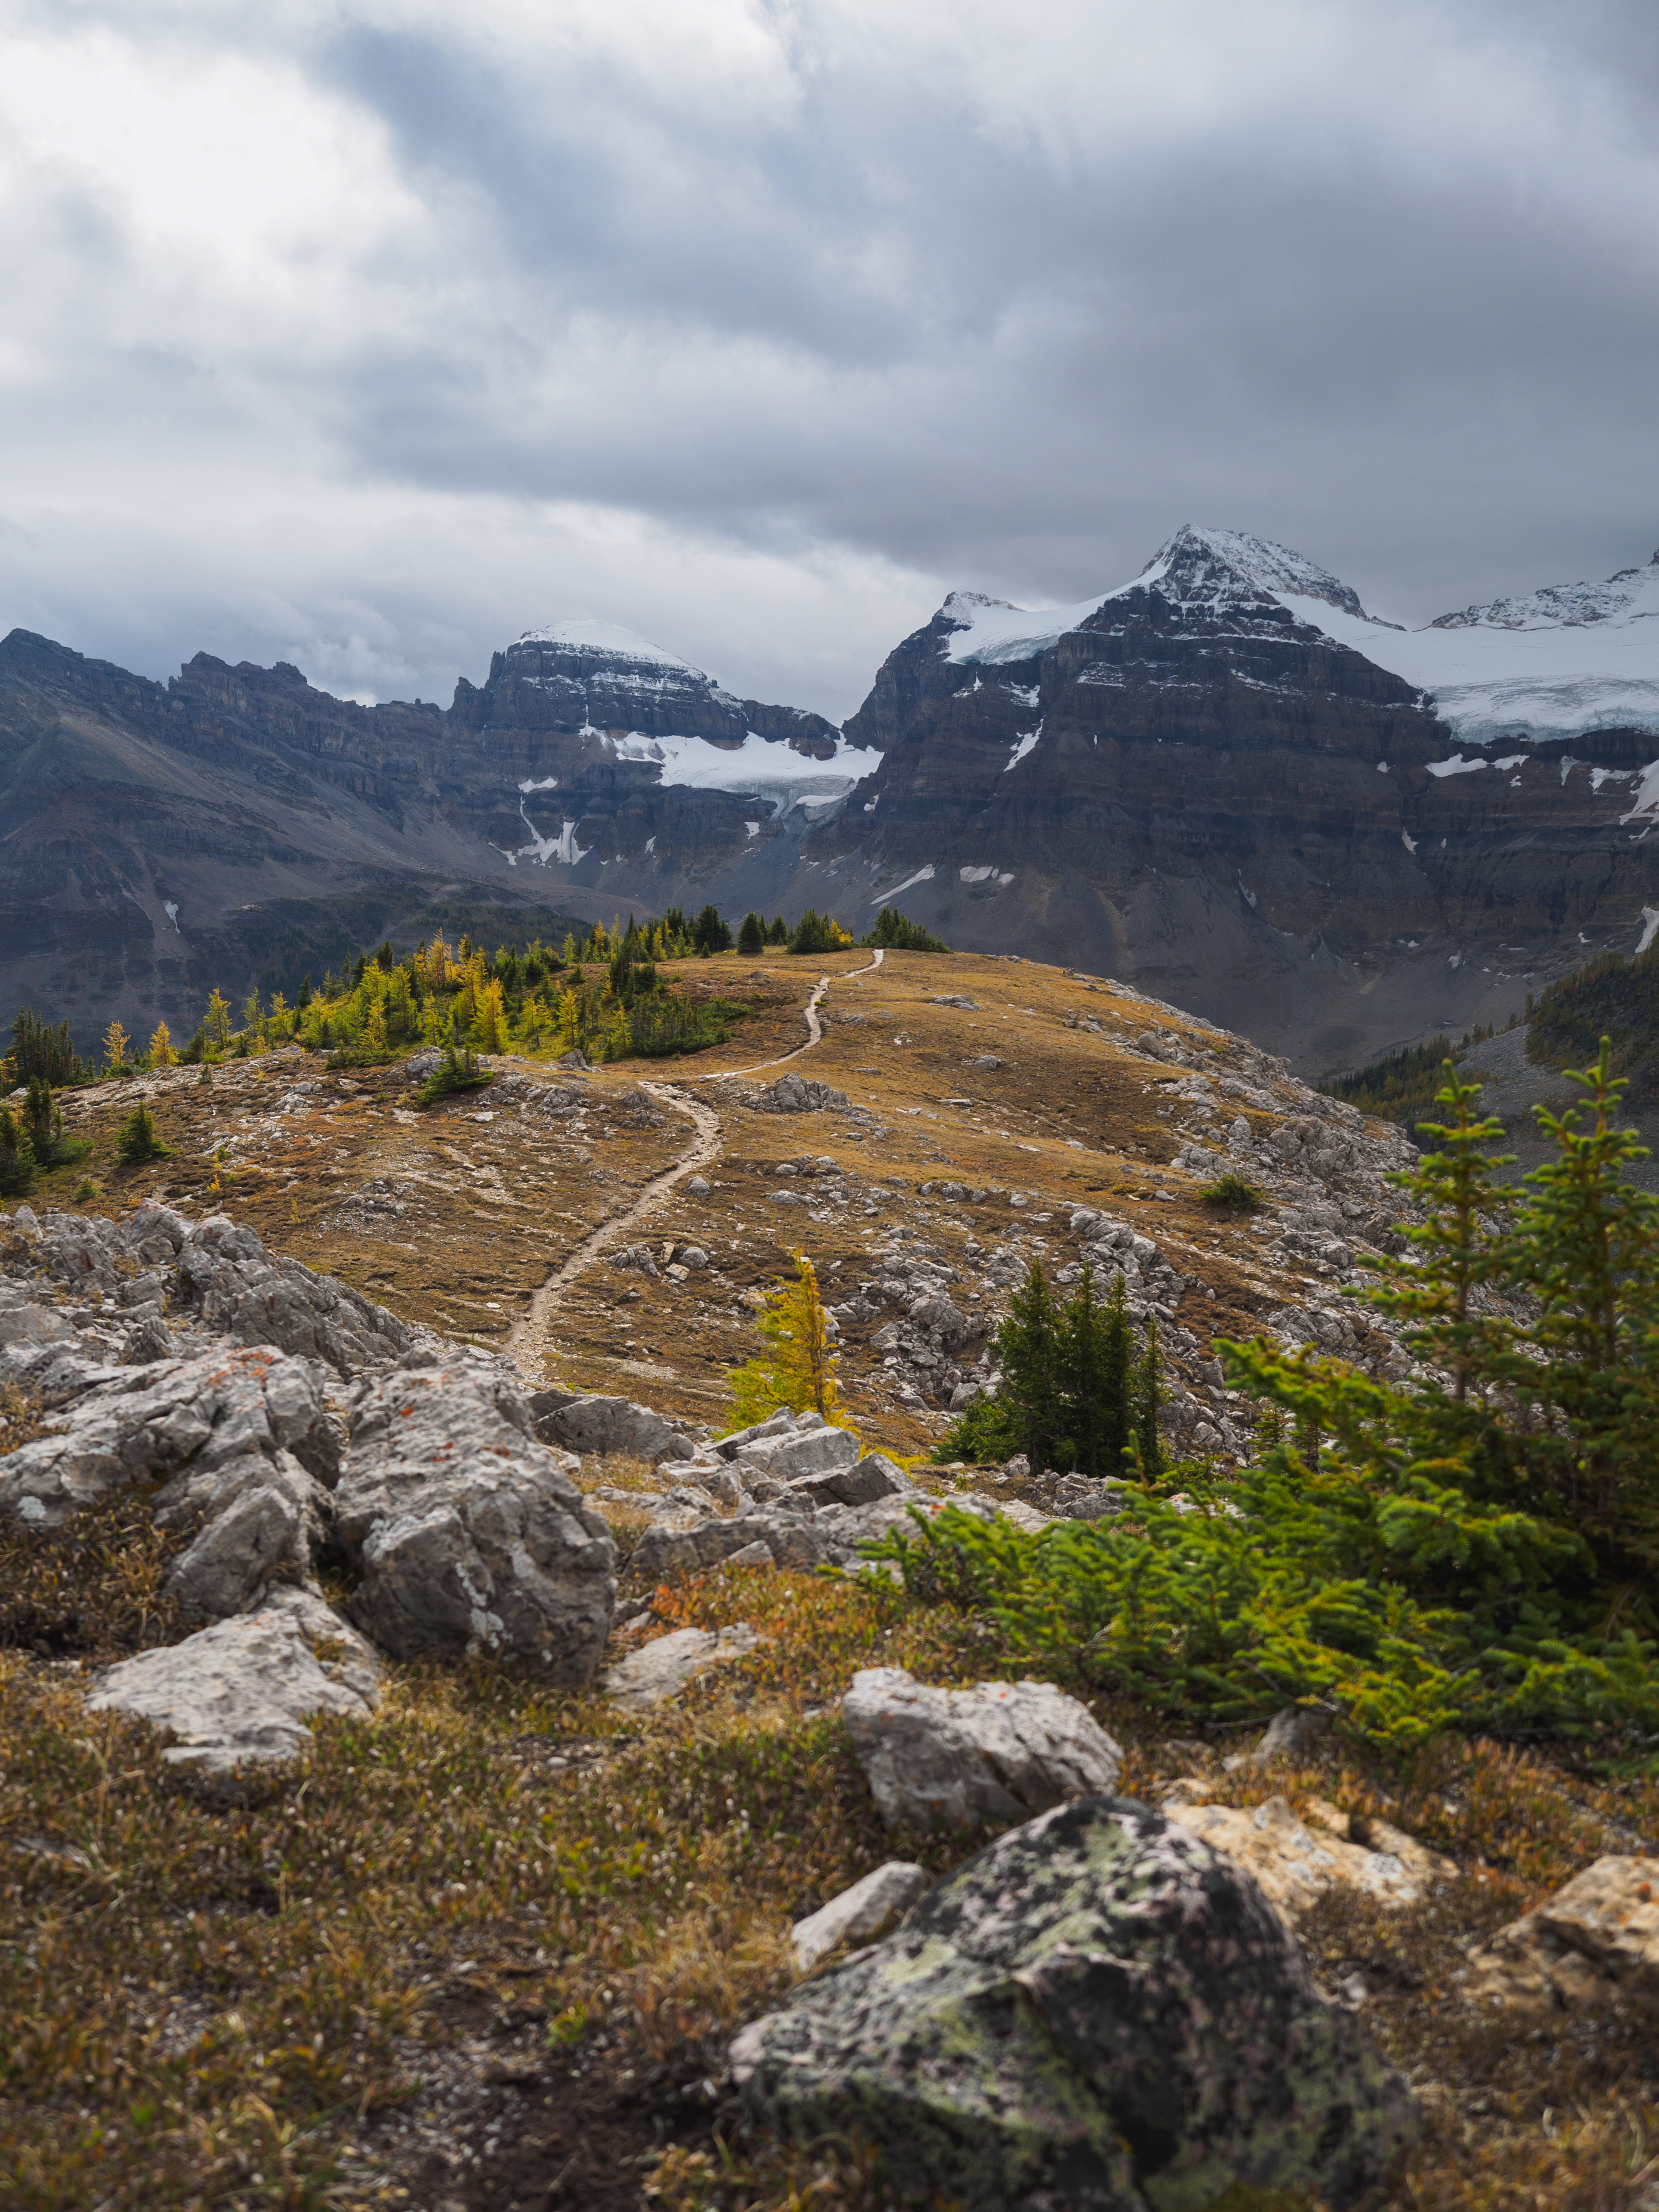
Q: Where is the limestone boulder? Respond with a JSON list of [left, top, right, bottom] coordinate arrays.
[[732, 1796, 1420, 2212], [844, 1667, 1123, 1831], [601, 1624, 761, 1711], [733, 1424, 860, 1484], [1466, 1855, 1659, 2015], [0, 1344, 337, 1533], [1166, 1796, 1454, 1923], [791, 1862, 928, 1972], [536, 1393, 694, 1465], [87, 1588, 380, 1771], [335, 1364, 617, 1682], [175, 1215, 410, 1375]]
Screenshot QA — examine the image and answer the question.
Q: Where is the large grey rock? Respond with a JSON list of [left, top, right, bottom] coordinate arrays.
[[601, 1623, 761, 1711], [791, 1862, 928, 1972], [734, 1425, 860, 1483], [175, 1215, 411, 1375], [731, 1797, 1419, 2212], [336, 1364, 617, 1681], [843, 1667, 1123, 1831], [0, 1345, 338, 1532], [629, 1506, 832, 1583], [86, 1588, 380, 1771], [0, 1303, 76, 1348], [537, 1392, 694, 1465], [160, 1461, 334, 1620], [779, 1450, 913, 1510], [709, 1409, 799, 1459]]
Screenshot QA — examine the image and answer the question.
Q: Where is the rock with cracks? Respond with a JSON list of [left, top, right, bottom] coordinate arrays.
[[732, 1796, 1419, 2212], [87, 1588, 380, 1771], [1466, 1854, 1659, 2015], [844, 1667, 1123, 1831], [336, 1364, 617, 1682], [534, 1393, 694, 1465], [175, 1215, 411, 1375]]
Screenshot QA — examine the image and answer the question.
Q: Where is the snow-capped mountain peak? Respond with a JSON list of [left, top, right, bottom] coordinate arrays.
[[1430, 548, 1659, 634], [514, 615, 698, 672], [1141, 524, 1372, 620]]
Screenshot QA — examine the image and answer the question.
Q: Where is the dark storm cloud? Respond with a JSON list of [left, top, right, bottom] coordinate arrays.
[[3, 0, 1659, 715]]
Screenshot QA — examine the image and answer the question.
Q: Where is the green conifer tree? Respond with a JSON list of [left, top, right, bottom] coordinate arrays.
[[737, 911, 765, 956], [1134, 1313, 1164, 1480]]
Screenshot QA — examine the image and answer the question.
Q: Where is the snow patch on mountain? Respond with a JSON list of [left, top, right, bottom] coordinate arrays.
[[515, 615, 697, 670], [597, 728, 878, 815]]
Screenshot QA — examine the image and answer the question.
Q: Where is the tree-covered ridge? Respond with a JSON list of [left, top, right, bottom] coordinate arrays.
[[1320, 1022, 1505, 1127], [880, 1046, 1659, 1758], [1527, 940, 1659, 1115]]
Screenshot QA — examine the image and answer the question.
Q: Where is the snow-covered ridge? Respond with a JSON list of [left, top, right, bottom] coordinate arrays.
[[940, 523, 1380, 667], [942, 528, 1659, 745], [514, 615, 698, 671]]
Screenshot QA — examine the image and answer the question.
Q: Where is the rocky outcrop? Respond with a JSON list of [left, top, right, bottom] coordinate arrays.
[[0, 1343, 336, 1539], [175, 1215, 410, 1374], [843, 1668, 1123, 1831], [336, 1363, 617, 1682], [87, 1587, 380, 1770], [731, 1795, 1420, 2212]]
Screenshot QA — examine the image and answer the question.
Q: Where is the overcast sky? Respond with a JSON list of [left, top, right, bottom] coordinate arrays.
[[3, 0, 1658, 721]]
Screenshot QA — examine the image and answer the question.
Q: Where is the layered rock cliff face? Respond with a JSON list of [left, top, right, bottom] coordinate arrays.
[[9, 533, 1659, 1075], [0, 621, 866, 1051], [804, 528, 1659, 1071]]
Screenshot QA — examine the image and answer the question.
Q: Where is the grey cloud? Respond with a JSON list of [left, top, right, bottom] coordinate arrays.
[[4, 0, 1659, 718]]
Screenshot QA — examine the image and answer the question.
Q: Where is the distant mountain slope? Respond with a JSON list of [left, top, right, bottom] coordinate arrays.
[[800, 526, 1659, 1071], [10, 529, 1659, 1074]]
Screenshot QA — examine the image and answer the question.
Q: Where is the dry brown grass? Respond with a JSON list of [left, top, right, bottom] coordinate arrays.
[[0, 1480, 193, 1659], [3, 1539, 1659, 2211]]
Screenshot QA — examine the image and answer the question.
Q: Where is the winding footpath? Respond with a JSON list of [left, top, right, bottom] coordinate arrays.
[[507, 951, 882, 1383]]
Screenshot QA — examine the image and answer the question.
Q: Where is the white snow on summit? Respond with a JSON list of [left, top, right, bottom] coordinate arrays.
[[944, 529, 1659, 745], [516, 614, 697, 670]]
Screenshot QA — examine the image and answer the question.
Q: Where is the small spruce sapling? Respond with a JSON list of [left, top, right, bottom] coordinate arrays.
[[0, 1108, 36, 1197], [116, 1103, 174, 1163]]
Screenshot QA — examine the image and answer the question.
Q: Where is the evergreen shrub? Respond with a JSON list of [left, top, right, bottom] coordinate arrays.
[[883, 1047, 1659, 1759]]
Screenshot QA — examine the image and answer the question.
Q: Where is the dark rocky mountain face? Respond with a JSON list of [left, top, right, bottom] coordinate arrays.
[[0, 622, 854, 1052], [9, 528, 1659, 1076], [804, 527, 1659, 1072]]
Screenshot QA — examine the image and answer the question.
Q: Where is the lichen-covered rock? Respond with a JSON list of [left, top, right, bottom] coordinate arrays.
[[176, 1215, 411, 1375], [335, 1364, 617, 1682], [732, 1797, 1419, 2212], [0, 1344, 337, 1531], [86, 1588, 380, 1771], [844, 1667, 1123, 1831]]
